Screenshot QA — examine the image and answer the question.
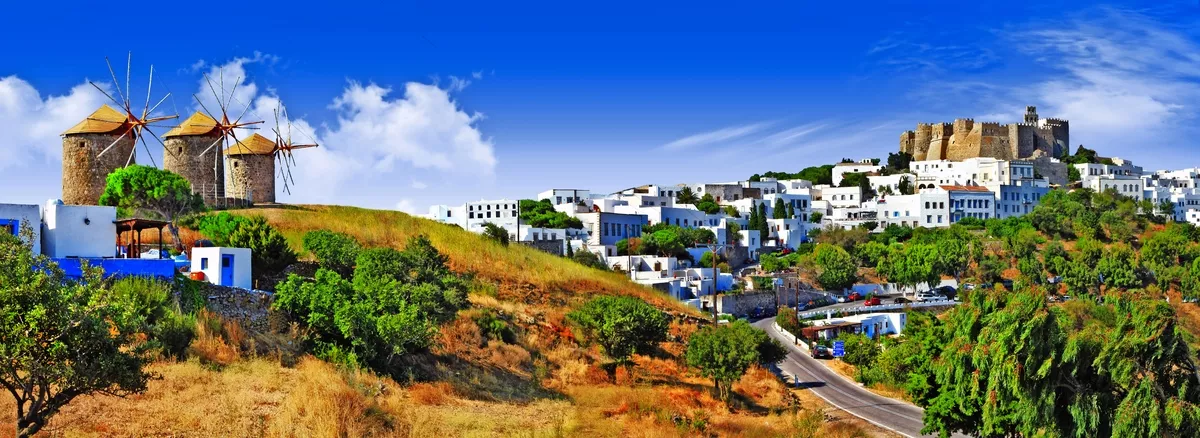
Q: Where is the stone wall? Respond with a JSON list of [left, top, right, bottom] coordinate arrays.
[[1031, 156, 1068, 186], [226, 153, 275, 204], [899, 108, 1069, 163], [62, 133, 135, 205], [703, 184, 760, 203], [716, 291, 778, 316], [199, 282, 275, 333], [164, 134, 225, 206], [519, 239, 564, 256]]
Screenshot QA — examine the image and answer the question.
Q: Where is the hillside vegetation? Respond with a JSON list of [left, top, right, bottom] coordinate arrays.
[[3, 205, 884, 437]]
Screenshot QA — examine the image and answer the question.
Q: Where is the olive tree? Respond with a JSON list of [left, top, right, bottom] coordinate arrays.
[[99, 165, 204, 251], [0, 230, 152, 437]]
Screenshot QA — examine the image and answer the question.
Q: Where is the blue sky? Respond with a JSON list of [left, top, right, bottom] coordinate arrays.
[[2, 1, 1199, 212]]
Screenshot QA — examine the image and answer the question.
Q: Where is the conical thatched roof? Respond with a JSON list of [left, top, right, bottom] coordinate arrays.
[[224, 133, 277, 156], [62, 105, 130, 135], [163, 112, 219, 138]]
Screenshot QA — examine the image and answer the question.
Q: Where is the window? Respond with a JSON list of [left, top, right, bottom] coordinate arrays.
[[447, 211, 452, 217], [468, 212, 474, 219], [201, 258, 209, 270]]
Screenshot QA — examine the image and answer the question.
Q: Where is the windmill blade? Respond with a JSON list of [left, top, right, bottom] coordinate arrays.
[[143, 64, 154, 120], [137, 134, 158, 168], [195, 135, 224, 160], [147, 91, 173, 118], [193, 93, 220, 123], [96, 128, 131, 158], [125, 52, 132, 113], [89, 81, 125, 108], [104, 57, 129, 110], [145, 127, 181, 161], [226, 76, 241, 113], [231, 90, 255, 125], [203, 73, 226, 115], [125, 136, 137, 167]]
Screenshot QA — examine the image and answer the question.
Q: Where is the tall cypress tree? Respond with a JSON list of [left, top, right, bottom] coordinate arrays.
[[757, 203, 770, 242], [773, 198, 787, 219], [748, 206, 760, 231], [787, 203, 796, 219]]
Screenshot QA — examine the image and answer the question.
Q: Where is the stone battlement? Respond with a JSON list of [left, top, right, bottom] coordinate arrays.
[[900, 105, 1067, 162]]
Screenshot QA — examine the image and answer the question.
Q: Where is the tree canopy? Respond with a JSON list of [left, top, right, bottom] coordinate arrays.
[[0, 232, 152, 437], [99, 165, 205, 251], [568, 296, 668, 364], [519, 199, 584, 229], [685, 320, 785, 402], [273, 235, 468, 373]]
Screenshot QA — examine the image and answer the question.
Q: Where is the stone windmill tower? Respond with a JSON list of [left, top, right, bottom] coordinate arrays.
[[163, 112, 224, 206], [63, 53, 178, 205], [61, 105, 138, 205], [225, 133, 278, 205]]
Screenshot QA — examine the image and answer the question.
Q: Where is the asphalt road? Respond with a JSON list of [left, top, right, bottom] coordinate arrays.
[[752, 319, 970, 438]]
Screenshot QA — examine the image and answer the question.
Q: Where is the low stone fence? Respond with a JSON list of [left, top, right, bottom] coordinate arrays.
[[198, 282, 276, 333]]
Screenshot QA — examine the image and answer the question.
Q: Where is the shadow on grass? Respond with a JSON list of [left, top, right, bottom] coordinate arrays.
[[394, 352, 567, 404]]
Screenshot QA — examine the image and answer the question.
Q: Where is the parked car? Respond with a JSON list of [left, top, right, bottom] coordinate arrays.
[[811, 345, 833, 359], [893, 297, 911, 304], [836, 295, 848, 303], [916, 291, 947, 302], [847, 292, 863, 301], [864, 297, 881, 306]]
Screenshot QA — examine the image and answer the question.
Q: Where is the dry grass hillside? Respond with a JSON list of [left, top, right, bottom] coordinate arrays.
[[3, 205, 889, 437]]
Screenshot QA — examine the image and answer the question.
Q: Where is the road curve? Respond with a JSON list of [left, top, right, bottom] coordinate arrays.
[[751, 319, 969, 438]]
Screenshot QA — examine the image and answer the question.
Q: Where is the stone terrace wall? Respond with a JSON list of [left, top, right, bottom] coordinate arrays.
[[199, 283, 275, 333], [519, 239, 564, 256]]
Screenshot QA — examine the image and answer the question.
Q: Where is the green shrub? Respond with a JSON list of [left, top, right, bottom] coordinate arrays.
[[481, 222, 510, 246], [568, 295, 669, 363], [108, 277, 171, 328], [686, 320, 785, 402], [571, 250, 607, 269], [175, 275, 207, 314], [226, 215, 297, 278], [182, 212, 250, 246], [154, 311, 196, 360], [274, 235, 468, 374], [302, 230, 361, 275], [475, 310, 516, 344]]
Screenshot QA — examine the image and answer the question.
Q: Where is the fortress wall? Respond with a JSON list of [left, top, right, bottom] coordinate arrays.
[[927, 123, 953, 160], [913, 123, 932, 161], [977, 122, 1013, 160], [899, 131, 915, 155], [1010, 124, 1037, 159]]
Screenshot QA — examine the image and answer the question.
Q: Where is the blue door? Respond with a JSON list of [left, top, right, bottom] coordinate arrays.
[[221, 254, 234, 285]]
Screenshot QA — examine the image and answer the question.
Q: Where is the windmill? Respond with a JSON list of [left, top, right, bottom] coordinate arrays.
[[86, 52, 179, 168], [269, 104, 319, 195], [189, 71, 264, 206]]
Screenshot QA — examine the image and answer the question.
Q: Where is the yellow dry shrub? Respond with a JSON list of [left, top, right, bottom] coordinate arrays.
[[266, 358, 409, 437]]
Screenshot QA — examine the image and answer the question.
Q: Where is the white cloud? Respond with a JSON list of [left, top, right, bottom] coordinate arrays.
[[1011, 8, 1200, 155], [394, 198, 417, 214], [471, 71, 484, 80], [0, 76, 109, 170], [184, 55, 496, 209], [325, 81, 496, 175], [661, 122, 772, 151], [447, 75, 471, 92]]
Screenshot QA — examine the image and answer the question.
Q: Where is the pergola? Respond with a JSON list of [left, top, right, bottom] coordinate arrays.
[[115, 218, 169, 259]]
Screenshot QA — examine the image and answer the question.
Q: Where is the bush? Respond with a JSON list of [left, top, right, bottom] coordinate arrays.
[[686, 320, 785, 402], [481, 222, 510, 246], [568, 296, 669, 363], [154, 311, 196, 360], [474, 309, 516, 344], [572, 250, 607, 269], [775, 307, 806, 338], [302, 230, 361, 275], [182, 211, 250, 246], [175, 275, 207, 314], [274, 236, 468, 374], [226, 215, 297, 278]]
